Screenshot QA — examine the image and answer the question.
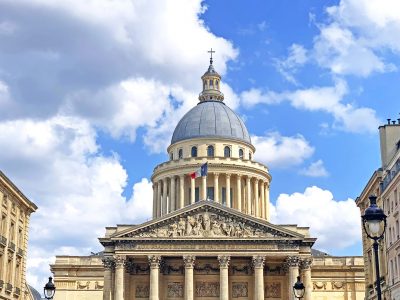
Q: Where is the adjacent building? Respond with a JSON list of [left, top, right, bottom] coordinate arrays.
[[0, 171, 38, 300], [51, 58, 365, 300]]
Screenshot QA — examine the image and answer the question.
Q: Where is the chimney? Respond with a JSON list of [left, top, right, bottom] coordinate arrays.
[[388, 118, 392, 125], [393, 121, 397, 125], [379, 121, 400, 168]]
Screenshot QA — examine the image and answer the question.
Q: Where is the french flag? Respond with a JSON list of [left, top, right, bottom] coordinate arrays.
[[189, 162, 208, 179]]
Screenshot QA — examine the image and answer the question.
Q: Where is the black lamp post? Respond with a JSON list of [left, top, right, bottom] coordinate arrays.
[[43, 277, 56, 299], [293, 276, 305, 299], [361, 195, 387, 300]]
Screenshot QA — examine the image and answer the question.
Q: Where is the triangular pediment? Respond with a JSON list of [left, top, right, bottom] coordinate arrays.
[[112, 201, 304, 240]]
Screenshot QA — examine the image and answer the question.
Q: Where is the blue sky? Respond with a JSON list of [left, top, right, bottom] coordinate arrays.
[[0, 0, 398, 290]]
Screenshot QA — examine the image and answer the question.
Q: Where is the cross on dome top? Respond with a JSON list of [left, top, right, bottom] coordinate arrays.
[[208, 48, 215, 64]]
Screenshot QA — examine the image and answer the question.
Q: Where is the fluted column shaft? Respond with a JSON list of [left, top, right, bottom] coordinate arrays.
[[301, 258, 313, 300], [179, 175, 185, 209], [265, 183, 270, 220], [190, 177, 195, 204], [114, 256, 126, 300], [254, 179, 259, 217], [214, 173, 219, 203], [170, 176, 176, 212], [157, 181, 162, 217], [253, 256, 265, 300], [102, 257, 114, 300], [218, 256, 230, 300], [226, 174, 231, 207], [201, 175, 207, 200], [162, 179, 168, 215], [183, 256, 195, 300], [286, 256, 300, 300], [236, 175, 242, 211], [260, 181, 265, 219], [148, 256, 161, 300], [246, 177, 252, 215]]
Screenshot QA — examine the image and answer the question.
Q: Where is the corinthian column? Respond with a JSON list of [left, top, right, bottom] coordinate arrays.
[[236, 175, 242, 211], [253, 256, 265, 300], [148, 255, 161, 300], [157, 181, 162, 217], [170, 176, 176, 212], [226, 174, 231, 207], [190, 177, 195, 204], [260, 181, 265, 219], [162, 179, 168, 215], [183, 256, 196, 300], [285, 256, 300, 300], [152, 183, 157, 218], [102, 257, 114, 300], [218, 255, 230, 300], [265, 183, 270, 221], [300, 258, 313, 300], [114, 255, 126, 300], [201, 175, 207, 200], [214, 173, 219, 203], [254, 179, 259, 217], [179, 175, 185, 209], [246, 177, 252, 214]]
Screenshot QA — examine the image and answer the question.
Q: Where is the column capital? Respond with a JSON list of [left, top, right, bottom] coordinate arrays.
[[252, 255, 265, 268], [114, 255, 126, 268], [179, 174, 185, 179], [102, 257, 115, 270], [226, 173, 231, 178], [183, 255, 196, 268], [236, 174, 242, 179], [246, 176, 252, 181], [217, 255, 230, 268], [148, 255, 162, 268], [284, 256, 300, 268], [300, 257, 313, 270], [214, 172, 219, 177]]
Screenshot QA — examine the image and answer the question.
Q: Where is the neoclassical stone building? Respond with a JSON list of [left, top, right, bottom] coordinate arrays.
[[51, 59, 365, 300]]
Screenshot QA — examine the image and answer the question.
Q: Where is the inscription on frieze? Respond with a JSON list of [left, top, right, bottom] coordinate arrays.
[[167, 282, 184, 298], [232, 282, 248, 298], [123, 210, 292, 239], [135, 284, 150, 298], [265, 282, 281, 298], [195, 281, 220, 297]]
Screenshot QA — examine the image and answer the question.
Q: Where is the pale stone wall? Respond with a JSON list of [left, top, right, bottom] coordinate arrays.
[[0, 171, 37, 300]]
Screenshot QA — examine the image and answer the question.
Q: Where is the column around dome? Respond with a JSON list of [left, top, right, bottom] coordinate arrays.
[[214, 173, 219, 203], [254, 179, 259, 217], [246, 177, 252, 215], [170, 176, 176, 213], [226, 174, 231, 208], [190, 177, 195, 205], [179, 175, 185, 209], [162, 179, 168, 216], [260, 180, 265, 219], [236, 175, 242, 212], [156, 181, 162, 217], [152, 183, 156, 219], [201, 175, 207, 201]]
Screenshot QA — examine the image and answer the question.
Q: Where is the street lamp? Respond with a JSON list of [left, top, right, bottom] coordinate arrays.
[[293, 276, 305, 299], [361, 195, 387, 300], [43, 277, 56, 299]]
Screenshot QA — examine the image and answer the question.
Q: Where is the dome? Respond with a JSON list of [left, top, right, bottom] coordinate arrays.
[[171, 100, 251, 145]]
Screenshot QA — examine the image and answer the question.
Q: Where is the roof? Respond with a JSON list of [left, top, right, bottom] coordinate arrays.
[[171, 100, 251, 145], [28, 285, 42, 300]]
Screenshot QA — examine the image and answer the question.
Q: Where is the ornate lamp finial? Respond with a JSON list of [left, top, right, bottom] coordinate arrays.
[[208, 48, 215, 64]]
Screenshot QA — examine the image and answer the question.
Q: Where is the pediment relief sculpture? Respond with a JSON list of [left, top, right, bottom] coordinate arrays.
[[121, 210, 294, 239]]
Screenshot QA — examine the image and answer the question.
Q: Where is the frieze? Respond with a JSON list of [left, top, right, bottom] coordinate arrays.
[[232, 282, 248, 298], [121, 208, 293, 239], [162, 264, 184, 275], [195, 281, 220, 297], [265, 282, 281, 298], [127, 263, 150, 275], [232, 264, 251, 275], [194, 263, 219, 274], [135, 284, 150, 298], [264, 265, 283, 276], [167, 282, 184, 298]]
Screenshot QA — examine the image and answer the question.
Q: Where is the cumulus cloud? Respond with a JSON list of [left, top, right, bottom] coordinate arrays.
[[274, 43, 308, 84], [271, 186, 361, 251], [300, 160, 329, 177], [241, 79, 380, 134], [0, 117, 153, 290], [252, 132, 314, 169]]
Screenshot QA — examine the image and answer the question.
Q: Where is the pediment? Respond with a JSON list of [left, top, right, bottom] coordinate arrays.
[[113, 201, 304, 240]]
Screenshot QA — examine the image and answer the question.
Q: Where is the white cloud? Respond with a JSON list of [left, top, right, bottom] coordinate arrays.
[[0, 117, 153, 290], [300, 160, 329, 177], [252, 132, 314, 169], [271, 186, 361, 251], [241, 79, 380, 134], [275, 43, 308, 84]]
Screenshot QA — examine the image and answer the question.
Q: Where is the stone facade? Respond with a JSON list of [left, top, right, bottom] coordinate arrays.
[[0, 171, 37, 300], [51, 59, 365, 300]]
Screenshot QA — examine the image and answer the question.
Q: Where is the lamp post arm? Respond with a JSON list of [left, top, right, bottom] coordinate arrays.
[[373, 240, 382, 300]]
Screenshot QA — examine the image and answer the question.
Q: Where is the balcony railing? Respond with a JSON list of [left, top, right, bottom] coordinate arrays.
[[0, 235, 6, 247], [5, 283, 12, 293]]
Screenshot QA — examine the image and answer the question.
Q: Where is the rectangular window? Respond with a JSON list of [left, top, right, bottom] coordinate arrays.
[[221, 188, 232, 206], [207, 187, 214, 200]]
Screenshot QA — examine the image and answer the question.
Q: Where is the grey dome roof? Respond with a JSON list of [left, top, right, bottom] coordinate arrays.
[[171, 101, 251, 145]]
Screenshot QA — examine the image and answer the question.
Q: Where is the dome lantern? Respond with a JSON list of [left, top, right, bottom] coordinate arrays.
[[199, 48, 224, 102]]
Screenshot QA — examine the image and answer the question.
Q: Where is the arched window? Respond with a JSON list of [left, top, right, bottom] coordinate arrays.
[[170, 152, 173, 160], [191, 146, 197, 157], [203, 80, 206, 90], [207, 145, 214, 157], [249, 152, 252, 160], [178, 149, 183, 159], [239, 149, 244, 159], [216, 80, 219, 89], [209, 79, 213, 88], [224, 146, 231, 158]]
